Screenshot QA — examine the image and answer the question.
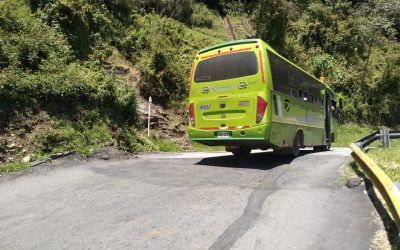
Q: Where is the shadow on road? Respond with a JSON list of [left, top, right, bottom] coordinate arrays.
[[350, 162, 400, 247], [196, 149, 315, 170]]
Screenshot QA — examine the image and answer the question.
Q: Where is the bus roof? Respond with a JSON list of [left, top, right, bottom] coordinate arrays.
[[198, 39, 260, 54]]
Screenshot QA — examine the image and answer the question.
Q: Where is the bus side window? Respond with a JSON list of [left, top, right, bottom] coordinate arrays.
[[268, 51, 290, 95]]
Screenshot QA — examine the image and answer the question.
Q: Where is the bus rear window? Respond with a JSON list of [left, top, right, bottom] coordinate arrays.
[[194, 51, 258, 83]]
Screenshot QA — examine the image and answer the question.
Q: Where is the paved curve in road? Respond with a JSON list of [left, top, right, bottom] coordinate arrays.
[[0, 148, 380, 249]]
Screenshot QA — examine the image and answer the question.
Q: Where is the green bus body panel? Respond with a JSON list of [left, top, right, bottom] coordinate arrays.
[[189, 39, 339, 148], [268, 91, 325, 147]]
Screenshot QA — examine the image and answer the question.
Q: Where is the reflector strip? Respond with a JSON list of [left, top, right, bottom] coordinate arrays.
[[200, 127, 219, 130], [199, 126, 251, 131], [259, 50, 265, 83], [200, 47, 253, 59], [189, 63, 195, 91]]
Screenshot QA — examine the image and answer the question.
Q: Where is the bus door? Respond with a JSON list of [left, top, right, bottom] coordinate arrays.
[[324, 90, 332, 143]]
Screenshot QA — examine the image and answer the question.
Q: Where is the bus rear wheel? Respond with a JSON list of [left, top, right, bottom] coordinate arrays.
[[291, 133, 301, 157], [227, 146, 251, 156], [273, 133, 301, 157]]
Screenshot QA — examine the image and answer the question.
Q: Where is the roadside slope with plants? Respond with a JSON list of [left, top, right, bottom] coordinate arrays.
[[0, 0, 230, 167]]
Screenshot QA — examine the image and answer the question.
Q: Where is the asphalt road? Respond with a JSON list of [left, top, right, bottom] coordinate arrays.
[[0, 148, 380, 249]]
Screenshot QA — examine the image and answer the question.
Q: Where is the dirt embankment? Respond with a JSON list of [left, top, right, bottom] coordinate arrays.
[[107, 55, 189, 148]]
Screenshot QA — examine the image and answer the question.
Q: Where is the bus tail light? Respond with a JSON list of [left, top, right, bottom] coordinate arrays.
[[189, 103, 195, 126], [256, 96, 267, 124]]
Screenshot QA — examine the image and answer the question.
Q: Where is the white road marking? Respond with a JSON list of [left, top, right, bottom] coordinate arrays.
[[138, 148, 351, 159]]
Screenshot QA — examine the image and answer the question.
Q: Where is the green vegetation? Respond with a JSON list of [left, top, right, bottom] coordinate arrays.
[[150, 136, 184, 152], [0, 1, 138, 125], [128, 13, 217, 105], [33, 120, 113, 158], [335, 123, 399, 181], [0, 161, 29, 175], [340, 124, 400, 183], [368, 140, 400, 181], [116, 130, 183, 153], [333, 123, 379, 147], [189, 141, 225, 152]]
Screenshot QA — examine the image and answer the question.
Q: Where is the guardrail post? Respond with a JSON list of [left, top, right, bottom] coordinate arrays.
[[381, 127, 390, 148]]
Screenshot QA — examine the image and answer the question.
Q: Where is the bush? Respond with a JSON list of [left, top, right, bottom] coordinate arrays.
[[191, 3, 214, 28], [133, 0, 195, 25], [0, 0, 138, 127], [251, 0, 289, 52], [35, 121, 113, 155], [31, 0, 136, 60], [120, 14, 215, 106]]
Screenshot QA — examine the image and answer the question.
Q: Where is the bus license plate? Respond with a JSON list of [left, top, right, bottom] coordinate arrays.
[[217, 131, 231, 138]]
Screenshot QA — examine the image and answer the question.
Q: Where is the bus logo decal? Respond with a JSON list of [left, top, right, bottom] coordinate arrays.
[[238, 82, 248, 90], [202, 86, 210, 94], [284, 99, 291, 112]]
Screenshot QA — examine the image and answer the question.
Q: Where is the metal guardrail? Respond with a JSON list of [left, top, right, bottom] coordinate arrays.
[[354, 129, 400, 149], [349, 129, 400, 231]]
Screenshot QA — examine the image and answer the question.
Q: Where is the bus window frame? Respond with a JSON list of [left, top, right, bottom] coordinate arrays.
[[193, 50, 259, 83]]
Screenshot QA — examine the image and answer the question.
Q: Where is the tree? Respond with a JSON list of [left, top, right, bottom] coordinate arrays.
[[251, 0, 289, 53]]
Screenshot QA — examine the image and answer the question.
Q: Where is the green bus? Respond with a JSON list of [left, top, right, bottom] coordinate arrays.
[[188, 39, 342, 157]]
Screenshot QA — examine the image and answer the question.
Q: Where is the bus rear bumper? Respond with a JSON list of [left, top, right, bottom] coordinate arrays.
[[188, 124, 271, 147]]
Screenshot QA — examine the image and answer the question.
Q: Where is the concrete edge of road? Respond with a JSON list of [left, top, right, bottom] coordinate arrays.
[[138, 147, 351, 159], [349, 143, 400, 231]]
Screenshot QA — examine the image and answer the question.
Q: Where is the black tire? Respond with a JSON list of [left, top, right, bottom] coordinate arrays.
[[314, 136, 332, 152], [321, 133, 332, 151], [273, 133, 301, 157], [231, 146, 251, 156], [320, 141, 331, 151], [291, 133, 301, 157], [313, 146, 322, 151]]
